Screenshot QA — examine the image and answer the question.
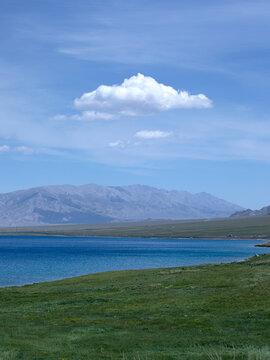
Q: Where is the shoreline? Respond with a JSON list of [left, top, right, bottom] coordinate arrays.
[[1, 246, 270, 289], [2, 253, 270, 359], [0, 232, 269, 242], [254, 240, 270, 247], [0, 256, 257, 288]]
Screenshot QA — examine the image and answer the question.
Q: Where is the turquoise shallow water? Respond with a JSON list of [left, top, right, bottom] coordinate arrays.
[[0, 236, 269, 287]]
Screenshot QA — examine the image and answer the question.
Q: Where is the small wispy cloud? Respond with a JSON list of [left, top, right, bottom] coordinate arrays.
[[51, 111, 115, 122], [108, 140, 126, 148], [134, 130, 172, 139], [0, 145, 10, 153], [50, 114, 68, 121], [71, 111, 115, 121], [74, 73, 212, 117], [14, 146, 35, 155], [0, 145, 35, 155], [108, 130, 172, 151]]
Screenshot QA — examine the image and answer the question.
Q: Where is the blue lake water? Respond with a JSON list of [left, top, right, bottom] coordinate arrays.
[[0, 236, 269, 287]]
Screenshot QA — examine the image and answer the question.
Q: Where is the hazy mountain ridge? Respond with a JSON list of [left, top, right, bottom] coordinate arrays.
[[231, 205, 270, 218], [0, 184, 244, 226]]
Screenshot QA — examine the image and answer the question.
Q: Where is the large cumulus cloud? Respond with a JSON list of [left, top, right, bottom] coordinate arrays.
[[74, 73, 212, 117]]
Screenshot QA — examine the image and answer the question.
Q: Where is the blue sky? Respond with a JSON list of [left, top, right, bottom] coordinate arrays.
[[0, 0, 270, 209]]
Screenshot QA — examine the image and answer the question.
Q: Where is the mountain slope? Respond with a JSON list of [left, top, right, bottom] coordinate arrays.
[[0, 184, 244, 226], [231, 205, 270, 218]]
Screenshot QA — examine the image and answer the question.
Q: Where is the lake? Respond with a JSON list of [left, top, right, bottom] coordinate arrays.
[[0, 236, 269, 287]]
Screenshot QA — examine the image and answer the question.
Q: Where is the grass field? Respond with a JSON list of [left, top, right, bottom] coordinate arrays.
[[0, 216, 270, 240], [1, 254, 270, 359]]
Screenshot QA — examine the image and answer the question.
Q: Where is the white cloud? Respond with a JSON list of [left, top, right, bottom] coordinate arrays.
[[0, 145, 10, 153], [74, 73, 212, 116], [134, 130, 172, 139], [50, 114, 68, 121], [14, 146, 34, 155], [51, 111, 115, 122], [71, 111, 115, 121], [108, 140, 126, 148], [0, 145, 35, 155]]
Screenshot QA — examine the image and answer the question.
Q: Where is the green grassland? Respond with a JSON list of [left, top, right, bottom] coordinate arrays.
[[0, 216, 270, 239], [1, 254, 270, 359]]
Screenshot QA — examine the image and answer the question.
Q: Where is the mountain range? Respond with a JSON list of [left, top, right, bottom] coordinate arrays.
[[0, 184, 244, 226], [231, 205, 270, 218]]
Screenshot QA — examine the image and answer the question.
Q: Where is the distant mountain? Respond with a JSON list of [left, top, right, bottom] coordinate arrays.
[[231, 205, 270, 218], [0, 184, 244, 226]]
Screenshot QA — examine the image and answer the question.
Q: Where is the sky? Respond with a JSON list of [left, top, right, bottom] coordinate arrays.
[[0, 0, 270, 209]]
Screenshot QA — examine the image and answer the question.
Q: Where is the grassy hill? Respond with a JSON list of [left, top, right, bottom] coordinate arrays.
[[0, 216, 270, 239], [1, 254, 270, 359]]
